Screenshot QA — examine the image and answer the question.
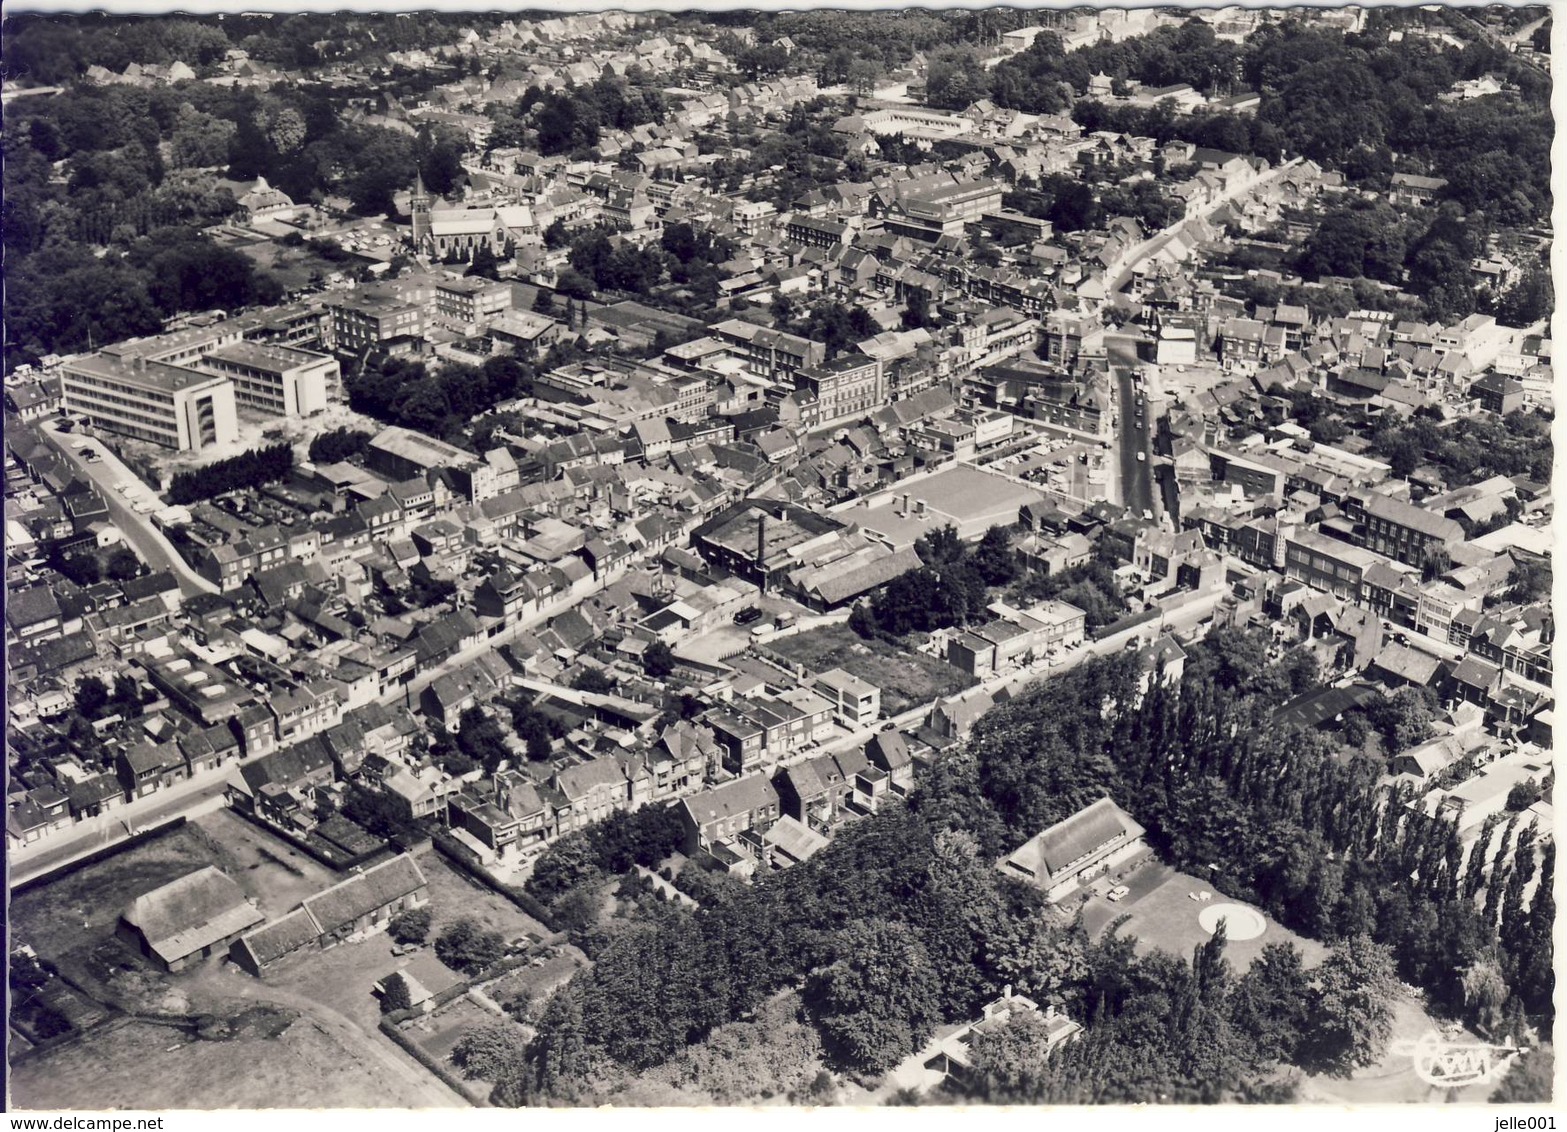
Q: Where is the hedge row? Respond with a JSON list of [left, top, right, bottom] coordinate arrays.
[[379, 1016, 490, 1106]]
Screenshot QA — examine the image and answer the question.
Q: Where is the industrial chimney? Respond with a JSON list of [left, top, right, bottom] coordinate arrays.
[[755, 512, 767, 594]]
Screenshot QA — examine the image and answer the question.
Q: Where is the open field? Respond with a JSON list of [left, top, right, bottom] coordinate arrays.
[[8, 1008, 447, 1110], [765, 624, 974, 715], [1077, 862, 1330, 971], [195, 808, 340, 920], [9, 822, 236, 961]]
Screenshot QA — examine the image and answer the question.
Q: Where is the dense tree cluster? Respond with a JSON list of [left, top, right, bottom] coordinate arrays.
[[852, 525, 1018, 639], [525, 803, 688, 930], [494, 810, 1071, 1103], [1368, 409, 1553, 484], [307, 427, 373, 466], [486, 75, 667, 159], [345, 354, 534, 446], [914, 633, 1551, 1036], [167, 443, 292, 506], [957, 925, 1397, 1102]]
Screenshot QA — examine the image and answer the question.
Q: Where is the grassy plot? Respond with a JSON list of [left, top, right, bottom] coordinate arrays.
[[8, 823, 237, 961], [766, 624, 975, 716], [7, 1011, 442, 1110]]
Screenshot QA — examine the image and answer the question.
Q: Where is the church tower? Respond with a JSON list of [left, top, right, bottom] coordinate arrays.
[[410, 171, 432, 251]]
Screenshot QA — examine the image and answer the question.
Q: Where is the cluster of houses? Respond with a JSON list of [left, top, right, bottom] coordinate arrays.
[[6, 6, 1553, 955]]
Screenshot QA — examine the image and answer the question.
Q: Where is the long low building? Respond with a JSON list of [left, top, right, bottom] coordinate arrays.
[[229, 853, 429, 977], [998, 797, 1149, 904]]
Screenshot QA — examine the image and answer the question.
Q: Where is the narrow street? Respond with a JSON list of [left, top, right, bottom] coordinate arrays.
[[35, 419, 218, 598]]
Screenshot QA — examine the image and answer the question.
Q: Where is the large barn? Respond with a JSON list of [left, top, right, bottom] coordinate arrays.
[[117, 866, 266, 973]]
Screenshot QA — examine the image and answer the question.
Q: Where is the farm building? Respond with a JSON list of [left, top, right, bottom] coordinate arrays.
[[229, 854, 429, 977], [117, 866, 266, 973]]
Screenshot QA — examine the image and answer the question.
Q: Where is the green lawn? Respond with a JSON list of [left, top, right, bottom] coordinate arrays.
[[1077, 863, 1329, 972], [766, 624, 975, 716]]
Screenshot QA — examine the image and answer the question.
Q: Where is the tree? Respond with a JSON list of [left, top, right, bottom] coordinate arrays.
[[526, 832, 604, 903], [570, 668, 616, 695], [74, 676, 111, 720], [1229, 941, 1311, 1068], [1491, 1045, 1553, 1103], [971, 525, 1020, 586], [803, 918, 941, 1074], [388, 906, 433, 945], [456, 706, 511, 774], [308, 427, 371, 464], [642, 640, 676, 680], [380, 972, 412, 1014], [1307, 935, 1400, 1075], [435, 918, 506, 976], [453, 1021, 528, 1080], [105, 548, 142, 581]]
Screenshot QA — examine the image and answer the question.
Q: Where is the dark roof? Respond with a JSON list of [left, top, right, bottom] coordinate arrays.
[[234, 907, 320, 967], [300, 854, 426, 934], [1272, 683, 1382, 731]]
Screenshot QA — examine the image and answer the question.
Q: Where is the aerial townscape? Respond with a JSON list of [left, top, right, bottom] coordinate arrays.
[[2, 3, 1555, 1112]]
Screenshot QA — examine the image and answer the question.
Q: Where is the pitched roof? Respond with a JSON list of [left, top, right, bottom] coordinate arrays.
[[1000, 797, 1144, 885], [300, 854, 427, 935], [681, 774, 779, 827], [121, 866, 264, 964]]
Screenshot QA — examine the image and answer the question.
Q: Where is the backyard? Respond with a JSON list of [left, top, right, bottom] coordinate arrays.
[[765, 623, 975, 716]]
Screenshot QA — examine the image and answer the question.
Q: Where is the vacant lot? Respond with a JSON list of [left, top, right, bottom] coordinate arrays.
[[9, 822, 237, 962], [1078, 862, 1329, 972], [196, 808, 339, 920], [766, 624, 974, 715], [8, 1008, 444, 1110]]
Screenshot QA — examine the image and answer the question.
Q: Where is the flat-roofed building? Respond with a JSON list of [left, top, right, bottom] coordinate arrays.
[[60, 351, 239, 451], [196, 342, 336, 417], [434, 276, 513, 329], [815, 667, 881, 728], [327, 292, 428, 355]]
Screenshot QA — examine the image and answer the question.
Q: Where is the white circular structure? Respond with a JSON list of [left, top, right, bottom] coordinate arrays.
[[1199, 903, 1267, 941]]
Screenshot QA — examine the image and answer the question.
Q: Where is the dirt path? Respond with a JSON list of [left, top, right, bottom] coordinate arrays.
[[189, 966, 470, 1109]]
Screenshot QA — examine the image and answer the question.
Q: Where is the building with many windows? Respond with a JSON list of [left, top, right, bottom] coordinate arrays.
[[795, 354, 884, 424], [60, 351, 239, 451], [195, 342, 336, 417]]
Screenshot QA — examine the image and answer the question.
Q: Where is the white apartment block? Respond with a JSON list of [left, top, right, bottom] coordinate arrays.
[[61, 352, 239, 452]]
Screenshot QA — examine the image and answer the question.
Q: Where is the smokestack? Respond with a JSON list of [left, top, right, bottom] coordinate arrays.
[[756, 513, 767, 594]]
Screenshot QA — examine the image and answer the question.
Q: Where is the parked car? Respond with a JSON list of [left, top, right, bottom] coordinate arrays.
[[1106, 885, 1131, 902], [732, 606, 764, 626]]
